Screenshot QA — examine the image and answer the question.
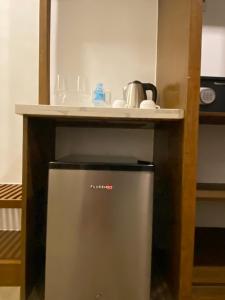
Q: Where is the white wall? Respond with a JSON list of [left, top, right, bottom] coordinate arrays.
[[51, 0, 158, 160], [201, 0, 225, 77], [50, 0, 158, 105], [197, 0, 225, 227], [0, 1, 39, 183]]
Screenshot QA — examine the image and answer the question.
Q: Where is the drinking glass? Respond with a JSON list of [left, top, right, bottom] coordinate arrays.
[[54, 74, 67, 105], [76, 75, 92, 107]]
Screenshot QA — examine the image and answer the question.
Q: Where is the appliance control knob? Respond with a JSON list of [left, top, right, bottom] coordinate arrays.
[[200, 87, 216, 105]]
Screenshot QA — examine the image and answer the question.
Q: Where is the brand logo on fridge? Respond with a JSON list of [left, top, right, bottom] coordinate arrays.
[[90, 184, 113, 190]]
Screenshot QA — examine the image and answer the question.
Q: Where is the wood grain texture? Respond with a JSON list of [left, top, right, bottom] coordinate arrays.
[[155, 0, 202, 299], [193, 227, 225, 285], [194, 228, 225, 267], [197, 183, 225, 201], [21, 117, 55, 300], [0, 231, 21, 287], [39, 0, 51, 104], [153, 122, 183, 298], [0, 231, 21, 260], [0, 184, 22, 208], [0, 185, 22, 286], [192, 286, 225, 300], [200, 112, 225, 124], [193, 267, 225, 285], [0, 259, 21, 287]]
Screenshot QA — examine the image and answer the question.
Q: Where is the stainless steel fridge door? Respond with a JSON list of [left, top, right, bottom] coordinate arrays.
[[45, 168, 153, 300]]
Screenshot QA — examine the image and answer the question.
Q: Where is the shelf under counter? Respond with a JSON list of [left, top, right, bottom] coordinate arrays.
[[193, 227, 225, 285], [15, 105, 184, 127], [200, 111, 225, 124], [197, 183, 225, 202], [192, 286, 225, 300]]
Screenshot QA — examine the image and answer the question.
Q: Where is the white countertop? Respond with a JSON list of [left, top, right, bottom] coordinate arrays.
[[15, 105, 184, 120]]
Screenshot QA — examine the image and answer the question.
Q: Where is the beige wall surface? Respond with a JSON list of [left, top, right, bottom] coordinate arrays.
[[50, 0, 158, 105], [0, 1, 39, 183], [201, 0, 225, 77]]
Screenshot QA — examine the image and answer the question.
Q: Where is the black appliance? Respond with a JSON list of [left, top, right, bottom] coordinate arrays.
[[200, 76, 225, 112]]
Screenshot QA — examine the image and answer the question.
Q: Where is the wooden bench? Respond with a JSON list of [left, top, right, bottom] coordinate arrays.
[[0, 184, 22, 286]]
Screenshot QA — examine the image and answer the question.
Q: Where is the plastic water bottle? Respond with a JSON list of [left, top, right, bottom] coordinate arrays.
[[93, 83, 105, 106]]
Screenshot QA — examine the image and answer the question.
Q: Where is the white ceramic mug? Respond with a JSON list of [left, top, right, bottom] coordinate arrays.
[[112, 99, 127, 108], [140, 100, 160, 109]]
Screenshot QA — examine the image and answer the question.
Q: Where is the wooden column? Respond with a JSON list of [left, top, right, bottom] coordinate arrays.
[[39, 0, 51, 104], [21, 117, 55, 300], [155, 0, 202, 299]]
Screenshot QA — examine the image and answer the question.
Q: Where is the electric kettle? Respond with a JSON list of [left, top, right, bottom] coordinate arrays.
[[124, 80, 157, 108]]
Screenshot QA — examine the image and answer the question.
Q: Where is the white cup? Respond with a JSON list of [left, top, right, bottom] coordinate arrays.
[[140, 100, 160, 109], [112, 99, 127, 108]]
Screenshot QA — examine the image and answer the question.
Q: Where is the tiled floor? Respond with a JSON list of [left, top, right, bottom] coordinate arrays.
[[0, 288, 20, 300]]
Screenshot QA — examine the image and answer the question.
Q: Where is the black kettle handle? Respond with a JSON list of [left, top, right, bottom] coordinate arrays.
[[143, 83, 157, 102]]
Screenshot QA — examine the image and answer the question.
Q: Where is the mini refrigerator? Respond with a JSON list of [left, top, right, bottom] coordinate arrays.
[[45, 158, 154, 300]]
